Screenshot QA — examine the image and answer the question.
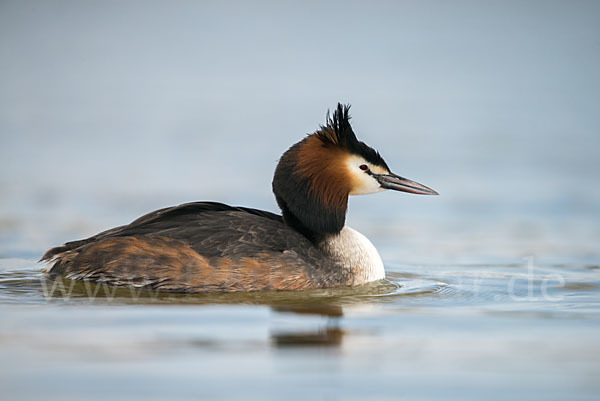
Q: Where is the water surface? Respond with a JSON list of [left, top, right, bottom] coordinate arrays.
[[1, 242, 599, 400]]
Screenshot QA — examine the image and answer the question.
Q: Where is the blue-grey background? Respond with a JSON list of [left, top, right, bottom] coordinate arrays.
[[1, 1, 599, 400], [2, 0, 600, 263], [1, 0, 599, 265]]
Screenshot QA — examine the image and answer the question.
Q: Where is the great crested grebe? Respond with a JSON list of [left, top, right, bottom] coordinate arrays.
[[41, 104, 437, 293]]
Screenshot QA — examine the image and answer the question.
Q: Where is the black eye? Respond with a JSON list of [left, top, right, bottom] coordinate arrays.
[[359, 164, 369, 171]]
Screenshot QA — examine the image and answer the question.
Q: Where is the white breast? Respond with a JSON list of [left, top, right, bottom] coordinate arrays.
[[319, 226, 385, 285]]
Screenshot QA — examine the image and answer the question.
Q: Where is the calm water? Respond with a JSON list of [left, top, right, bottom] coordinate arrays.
[[2, 1, 600, 400], [1, 224, 599, 400]]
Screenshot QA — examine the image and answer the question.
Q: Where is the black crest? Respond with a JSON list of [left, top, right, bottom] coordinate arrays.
[[316, 103, 357, 147], [316, 103, 389, 170]]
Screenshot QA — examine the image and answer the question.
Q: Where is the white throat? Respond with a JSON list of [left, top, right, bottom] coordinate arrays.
[[318, 226, 385, 285]]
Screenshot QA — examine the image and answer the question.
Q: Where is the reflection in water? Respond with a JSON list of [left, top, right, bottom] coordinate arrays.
[[271, 327, 344, 348], [270, 304, 344, 348], [272, 304, 343, 317]]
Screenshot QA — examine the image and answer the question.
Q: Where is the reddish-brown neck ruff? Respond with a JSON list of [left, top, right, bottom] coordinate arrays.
[[272, 132, 353, 241], [295, 134, 352, 211]]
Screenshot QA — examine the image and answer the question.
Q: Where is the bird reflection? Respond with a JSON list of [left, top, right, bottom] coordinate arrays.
[[269, 303, 344, 348], [271, 327, 344, 348]]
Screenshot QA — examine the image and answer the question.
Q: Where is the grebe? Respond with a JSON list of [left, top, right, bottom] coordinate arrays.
[[41, 104, 437, 292]]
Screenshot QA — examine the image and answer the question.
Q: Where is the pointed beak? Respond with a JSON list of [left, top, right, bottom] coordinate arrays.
[[374, 172, 439, 195]]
